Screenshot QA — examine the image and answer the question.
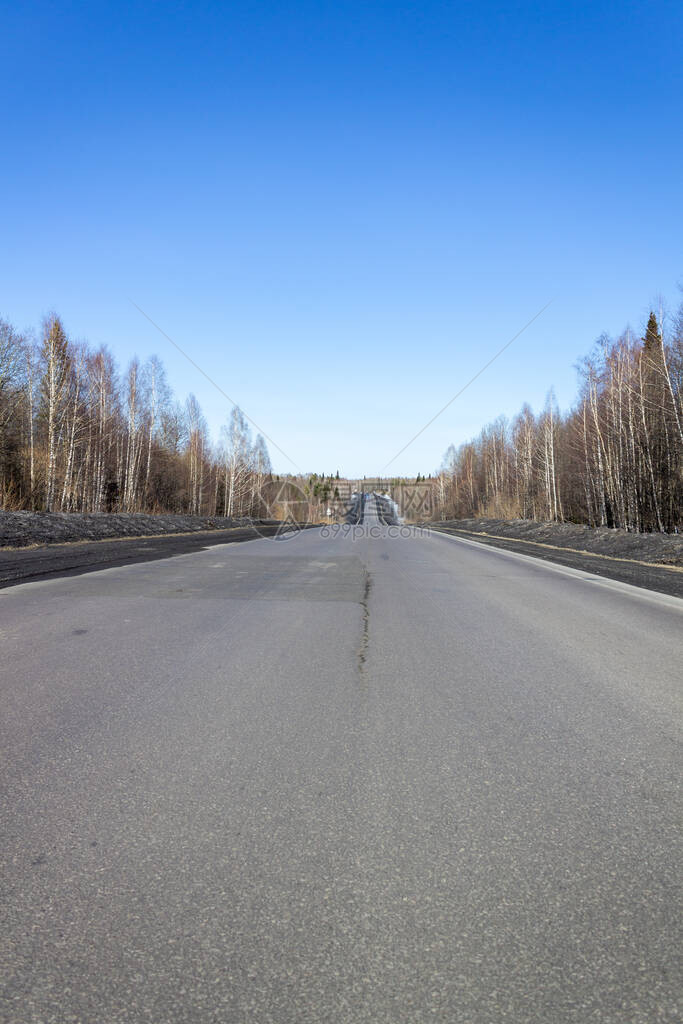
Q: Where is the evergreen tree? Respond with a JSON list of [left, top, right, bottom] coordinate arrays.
[[643, 311, 661, 352]]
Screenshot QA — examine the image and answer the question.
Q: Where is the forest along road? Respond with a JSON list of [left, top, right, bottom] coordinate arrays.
[[1, 524, 681, 1023]]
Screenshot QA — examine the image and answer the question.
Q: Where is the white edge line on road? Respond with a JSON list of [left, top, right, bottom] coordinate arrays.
[[429, 527, 683, 614]]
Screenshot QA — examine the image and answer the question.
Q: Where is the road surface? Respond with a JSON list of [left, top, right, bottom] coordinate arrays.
[[1, 508, 681, 1022], [0, 524, 298, 591]]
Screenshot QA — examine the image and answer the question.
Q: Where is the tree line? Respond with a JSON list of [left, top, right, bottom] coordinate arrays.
[[0, 314, 273, 516], [434, 306, 683, 533]]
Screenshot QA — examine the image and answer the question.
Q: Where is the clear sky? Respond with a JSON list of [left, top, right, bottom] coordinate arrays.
[[2, 1, 681, 476]]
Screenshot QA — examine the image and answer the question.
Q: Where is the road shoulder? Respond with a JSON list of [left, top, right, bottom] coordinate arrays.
[[0, 525, 295, 589], [427, 525, 683, 600]]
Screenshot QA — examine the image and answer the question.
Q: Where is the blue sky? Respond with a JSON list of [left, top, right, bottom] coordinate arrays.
[[2, 0, 681, 476]]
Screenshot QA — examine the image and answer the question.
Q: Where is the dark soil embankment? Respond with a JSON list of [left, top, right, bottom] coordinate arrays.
[[0, 511, 276, 549], [424, 517, 683, 598]]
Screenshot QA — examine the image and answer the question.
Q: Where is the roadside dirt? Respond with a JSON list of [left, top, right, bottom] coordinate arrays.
[[0, 511, 278, 549]]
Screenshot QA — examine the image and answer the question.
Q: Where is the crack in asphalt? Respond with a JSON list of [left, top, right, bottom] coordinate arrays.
[[358, 571, 372, 673]]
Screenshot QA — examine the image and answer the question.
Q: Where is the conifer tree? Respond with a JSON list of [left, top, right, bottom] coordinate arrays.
[[643, 311, 661, 352]]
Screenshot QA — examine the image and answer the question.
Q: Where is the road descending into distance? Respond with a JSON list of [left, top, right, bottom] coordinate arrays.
[[1, 495, 681, 1023]]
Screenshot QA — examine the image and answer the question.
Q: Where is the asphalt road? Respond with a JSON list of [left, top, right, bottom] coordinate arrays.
[[425, 524, 683, 599], [1, 511, 681, 1022], [0, 524, 298, 590]]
